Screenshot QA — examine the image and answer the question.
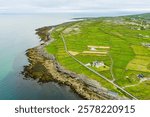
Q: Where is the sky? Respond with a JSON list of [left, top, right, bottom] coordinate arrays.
[[0, 0, 150, 13]]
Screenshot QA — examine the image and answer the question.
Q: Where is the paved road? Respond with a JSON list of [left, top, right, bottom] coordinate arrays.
[[61, 33, 138, 100]]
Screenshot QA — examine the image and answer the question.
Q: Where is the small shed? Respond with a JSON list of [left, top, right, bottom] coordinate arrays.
[[137, 74, 144, 79], [90, 47, 96, 51]]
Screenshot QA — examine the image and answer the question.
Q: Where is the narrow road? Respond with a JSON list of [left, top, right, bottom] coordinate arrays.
[[61, 33, 138, 100], [108, 54, 115, 82], [123, 78, 150, 89]]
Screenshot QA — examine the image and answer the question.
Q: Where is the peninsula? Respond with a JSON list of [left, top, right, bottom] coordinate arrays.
[[23, 13, 150, 100]]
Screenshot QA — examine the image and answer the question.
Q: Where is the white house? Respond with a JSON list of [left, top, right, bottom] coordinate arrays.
[[90, 47, 96, 51], [92, 61, 105, 68]]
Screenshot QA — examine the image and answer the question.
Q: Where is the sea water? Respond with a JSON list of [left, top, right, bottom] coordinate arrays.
[[0, 12, 141, 100], [0, 13, 83, 100]]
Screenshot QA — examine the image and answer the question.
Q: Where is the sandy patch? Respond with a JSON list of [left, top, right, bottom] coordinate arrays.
[[88, 45, 110, 49], [68, 51, 79, 56], [82, 51, 108, 54]]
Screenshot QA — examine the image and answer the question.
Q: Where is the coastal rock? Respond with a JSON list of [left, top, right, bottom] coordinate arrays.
[[22, 26, 124, 100]]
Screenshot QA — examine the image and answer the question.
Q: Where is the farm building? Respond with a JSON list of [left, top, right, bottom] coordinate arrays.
[[137, 74, 144, 79], [142, 43, 150, 48], [90, 47, 96, 51], [92, 61, 105, 68]]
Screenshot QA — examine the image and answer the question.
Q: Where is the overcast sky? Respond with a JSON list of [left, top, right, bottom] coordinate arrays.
[[0, 0, 150, 13]]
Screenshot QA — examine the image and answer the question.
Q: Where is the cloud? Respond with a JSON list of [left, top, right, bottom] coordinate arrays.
[[0, 0, 150, 13]]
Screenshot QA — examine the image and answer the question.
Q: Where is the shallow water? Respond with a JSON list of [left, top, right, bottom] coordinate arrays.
[[0, 12, 141, 100], [0, 14, 83, 100]]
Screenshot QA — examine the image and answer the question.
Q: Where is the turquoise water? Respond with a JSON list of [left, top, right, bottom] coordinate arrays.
[[0, 12, 141, 100], [0, 14, 83, 100]]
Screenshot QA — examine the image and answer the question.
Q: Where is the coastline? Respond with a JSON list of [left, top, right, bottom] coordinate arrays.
[[23, 25, 124, 100]]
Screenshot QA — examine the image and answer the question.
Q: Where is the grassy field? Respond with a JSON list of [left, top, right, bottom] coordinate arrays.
[[45, 14, 150, 99]]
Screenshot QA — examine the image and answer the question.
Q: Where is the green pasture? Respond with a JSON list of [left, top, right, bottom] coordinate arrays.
[[45, 15, 150, 99]]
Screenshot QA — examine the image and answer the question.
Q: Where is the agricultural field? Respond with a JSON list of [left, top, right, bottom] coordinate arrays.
[[46, 14, 150, 99]]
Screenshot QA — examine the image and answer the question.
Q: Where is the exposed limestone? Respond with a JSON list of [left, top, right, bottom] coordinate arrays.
[[23, 26, 125, 100]]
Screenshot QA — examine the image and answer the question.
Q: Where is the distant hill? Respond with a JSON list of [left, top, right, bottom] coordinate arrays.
[[125, 13, 150, 20], [138, 13, 150, 19]]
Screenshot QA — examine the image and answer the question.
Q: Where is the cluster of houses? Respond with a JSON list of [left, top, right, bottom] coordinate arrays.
[[85, 61, 105, 68], [85, 45, 110, 68], [127, 18, 150, 30]]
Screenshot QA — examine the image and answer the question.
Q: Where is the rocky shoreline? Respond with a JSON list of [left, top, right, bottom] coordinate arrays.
[[22, 26, 124, 100]]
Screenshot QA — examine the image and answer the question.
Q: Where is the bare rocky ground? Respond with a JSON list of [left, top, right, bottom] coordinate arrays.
[[22, 26, 124, 100]]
